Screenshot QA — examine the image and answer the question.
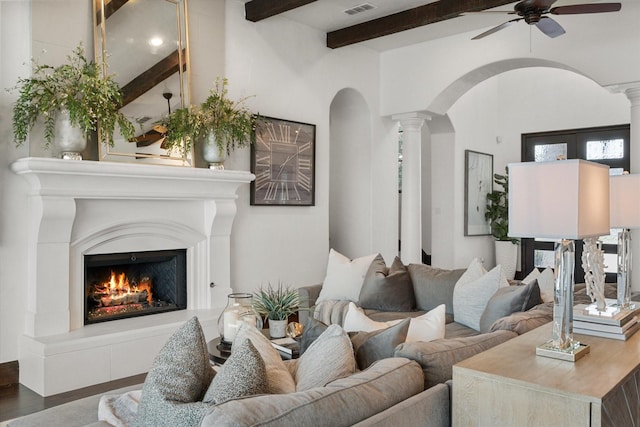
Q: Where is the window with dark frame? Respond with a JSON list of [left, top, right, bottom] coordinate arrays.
[[520, 124, 630, 283]]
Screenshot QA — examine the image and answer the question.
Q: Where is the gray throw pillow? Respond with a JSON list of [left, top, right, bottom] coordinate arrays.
[[359, 256, 415, 311], [203, 338, 268, 404], [300, 317, 329, 355], [295, 324, 356, 391], [408, 264, 466, 314], [134, 316, 215, 427], [349, 318, 410, 370], [479, 280, 542, 333]]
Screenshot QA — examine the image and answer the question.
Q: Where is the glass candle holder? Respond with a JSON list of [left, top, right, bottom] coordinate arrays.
[[217, 293, 263, 344]]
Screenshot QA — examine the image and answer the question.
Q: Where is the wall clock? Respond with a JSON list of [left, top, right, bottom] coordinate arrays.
[[251, 116, 316, 206]]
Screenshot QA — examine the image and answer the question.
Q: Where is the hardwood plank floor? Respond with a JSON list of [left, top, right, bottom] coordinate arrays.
[[0, 373, 146, 423]]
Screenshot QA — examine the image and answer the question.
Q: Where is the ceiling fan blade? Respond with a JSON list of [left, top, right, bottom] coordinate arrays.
[[472, 18, 520, 40], [536, 16, 566, 38], [550, 3, 621, 15]]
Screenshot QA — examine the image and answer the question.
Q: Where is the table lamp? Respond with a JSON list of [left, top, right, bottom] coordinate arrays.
[[509, 159, 610, 360], [610, 173, 640, 309]]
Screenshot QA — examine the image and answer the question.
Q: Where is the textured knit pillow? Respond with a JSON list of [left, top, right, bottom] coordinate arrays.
[[350, 319, 410, 370], [453, 264, 509, 331], [479, 280, 543, 333], [134, 316, 214, 427], [203, 338, 267, 404], [233, 322, 295, 394], [317, 249, 378, 302], [359, 256, 416, 311], [295, 324, 356, 391]]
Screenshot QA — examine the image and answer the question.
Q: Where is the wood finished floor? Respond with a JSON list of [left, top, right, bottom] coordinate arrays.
[[0, 373, 146, 423]]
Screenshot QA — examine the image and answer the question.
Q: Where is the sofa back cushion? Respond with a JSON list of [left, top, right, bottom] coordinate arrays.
[[200, 358, 424, 427], [408, 264, 466, 314], [359, 256, 416, 312]]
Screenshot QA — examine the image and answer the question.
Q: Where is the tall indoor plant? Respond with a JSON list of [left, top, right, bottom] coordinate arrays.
[[485, 167, 519, 279], [158, 77, 257, 168], [10, 44, 134, 158], [252, 282, 301, 339]]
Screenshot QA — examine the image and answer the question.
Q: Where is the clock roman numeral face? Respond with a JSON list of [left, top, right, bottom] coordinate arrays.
[[251, 117, 315, 206]]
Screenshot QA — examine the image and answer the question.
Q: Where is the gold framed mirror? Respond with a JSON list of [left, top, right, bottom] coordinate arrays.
[[93, 0, 193, 166]]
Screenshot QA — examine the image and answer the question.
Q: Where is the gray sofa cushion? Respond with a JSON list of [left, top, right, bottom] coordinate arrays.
[[350, 319, 410, 370], [479, 280, 543, 333], [200, 358, 424, 427], [394, 329, 516, 389], [359, 256, 416, 312], [408, 264, 465, 314]]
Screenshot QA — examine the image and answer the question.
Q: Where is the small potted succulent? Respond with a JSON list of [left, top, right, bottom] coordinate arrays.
[[158, 77, 257, 169], [10, 43, 135, 159], [252, 282, 301, 339]]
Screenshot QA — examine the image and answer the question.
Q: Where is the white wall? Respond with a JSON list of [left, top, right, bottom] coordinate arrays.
[[432, 67, 629, 270], [0, 0, 388, 363]]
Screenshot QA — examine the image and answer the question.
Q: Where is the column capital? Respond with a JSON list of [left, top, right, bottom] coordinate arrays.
[[392, 112, 431, 132], [606, 81, 640, 105]]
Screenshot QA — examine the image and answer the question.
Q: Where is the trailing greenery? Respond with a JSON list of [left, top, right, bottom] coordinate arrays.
[[10, 44, 135, 148], [252, 282, 301, 321], [158, 77, 257, 155], [485, 167, 518, 243]]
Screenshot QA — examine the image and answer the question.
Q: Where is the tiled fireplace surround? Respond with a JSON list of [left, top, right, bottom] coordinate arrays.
[[11, 157, 253, 396]]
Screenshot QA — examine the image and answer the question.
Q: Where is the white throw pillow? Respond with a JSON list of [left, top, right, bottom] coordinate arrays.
[[521, 268, 541, 285], [343, 302, 445, 343], [453, 258, 487, 290], [406, 304, 446, 342], [537, 268, 555, 303], [453, 264, 509, 332], [317, 249, 378, 303]]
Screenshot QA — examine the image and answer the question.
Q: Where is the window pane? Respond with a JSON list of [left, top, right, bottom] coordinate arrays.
[[586, 138, 624, 160], [600, 228, 623, 245], [534, 250, 555, 269], [534, 143, 567, 162]]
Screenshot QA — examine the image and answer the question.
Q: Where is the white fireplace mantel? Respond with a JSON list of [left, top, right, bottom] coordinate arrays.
[[12, 157, 254, 396]]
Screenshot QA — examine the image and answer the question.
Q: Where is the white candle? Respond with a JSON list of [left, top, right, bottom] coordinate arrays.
[[223, 310, 239, 342]]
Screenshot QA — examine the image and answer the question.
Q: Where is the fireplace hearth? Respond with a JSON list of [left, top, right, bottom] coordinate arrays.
[[84, 249, 187, 324]]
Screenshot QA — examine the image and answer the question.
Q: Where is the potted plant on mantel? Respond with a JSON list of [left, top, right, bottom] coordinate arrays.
[[252, 282, 301, 339], [10, 43, 135, 159], [485, 167, 519, 280], [158, 77, 257, 169]]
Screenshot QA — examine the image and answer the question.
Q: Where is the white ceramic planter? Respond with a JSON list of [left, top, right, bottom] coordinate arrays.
[[495, 240, 518, 280], [269, 319, 287, 339], [54, 109, 86, 160]]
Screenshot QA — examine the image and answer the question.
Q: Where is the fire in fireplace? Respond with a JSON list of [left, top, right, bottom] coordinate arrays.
[[84, 249, 187, 324]]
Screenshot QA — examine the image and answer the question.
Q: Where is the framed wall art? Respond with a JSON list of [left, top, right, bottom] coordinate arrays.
[[251, 116, 316, 206], [464, 149, 493, 236]]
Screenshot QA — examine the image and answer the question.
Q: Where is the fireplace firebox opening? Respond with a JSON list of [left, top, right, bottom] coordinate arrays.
[[84, 249, 187, 325]]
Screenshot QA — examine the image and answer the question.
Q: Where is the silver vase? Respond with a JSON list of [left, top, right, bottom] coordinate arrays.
[[202, 133, 227, 170], [54, 109, 86, 160]]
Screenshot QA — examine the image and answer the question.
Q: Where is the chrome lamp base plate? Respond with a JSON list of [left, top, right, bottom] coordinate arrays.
[[536, 340, 590, 362]]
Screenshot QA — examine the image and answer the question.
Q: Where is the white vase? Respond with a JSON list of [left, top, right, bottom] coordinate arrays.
[[269, 319, 287, 339], [54, 109, 86, 160], [495, 240, 518, 280], [202, 133, 227, 170]]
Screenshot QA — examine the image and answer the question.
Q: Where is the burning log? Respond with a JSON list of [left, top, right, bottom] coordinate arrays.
[[99, 290, 149, 307]]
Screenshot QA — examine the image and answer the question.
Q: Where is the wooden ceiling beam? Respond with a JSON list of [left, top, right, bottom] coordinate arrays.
[[327, 0, 516, 48], [245, 0, 317, 22], [96, 0, 130, 25], [120, 49, 186, 107]]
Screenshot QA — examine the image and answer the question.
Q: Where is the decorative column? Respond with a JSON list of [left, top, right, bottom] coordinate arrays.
[[393, 113, 430, 264], [625, 86, 640, 294]]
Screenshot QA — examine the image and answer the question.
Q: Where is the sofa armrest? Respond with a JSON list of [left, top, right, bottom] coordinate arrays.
[[297, 283, 322, 325], [394, 330, 516, 389]]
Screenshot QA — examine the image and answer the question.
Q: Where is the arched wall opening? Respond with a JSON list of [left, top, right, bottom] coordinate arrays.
[[423, 60, 629, 269], [329, 88, 373, 258]]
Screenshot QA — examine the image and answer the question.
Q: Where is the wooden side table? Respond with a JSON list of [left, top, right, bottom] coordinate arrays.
[[452, 322, 640, 426]]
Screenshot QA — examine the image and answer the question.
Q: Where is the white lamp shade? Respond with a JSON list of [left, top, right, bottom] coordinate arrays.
[[610, 174, 640, 228], [508, 159, 610, 239]]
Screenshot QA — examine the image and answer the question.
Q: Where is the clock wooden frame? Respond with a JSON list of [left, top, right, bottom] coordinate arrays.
[[250, 116, 316, 206]]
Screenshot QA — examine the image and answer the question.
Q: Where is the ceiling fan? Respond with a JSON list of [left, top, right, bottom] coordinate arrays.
[[472, 0, 621, 40]]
